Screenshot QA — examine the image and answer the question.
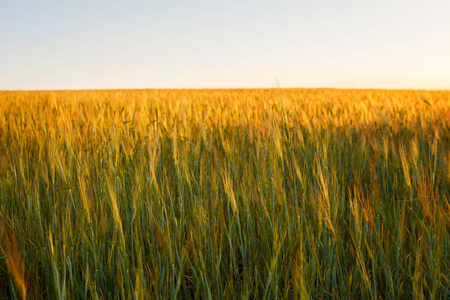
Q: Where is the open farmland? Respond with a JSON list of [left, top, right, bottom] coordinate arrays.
[[1, 88, 450, 298]]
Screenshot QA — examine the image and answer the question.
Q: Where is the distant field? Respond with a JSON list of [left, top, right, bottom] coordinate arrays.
[[1, 88, 449, 299]]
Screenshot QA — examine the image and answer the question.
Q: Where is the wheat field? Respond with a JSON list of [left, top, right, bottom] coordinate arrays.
[[0, 88, 449, 299]]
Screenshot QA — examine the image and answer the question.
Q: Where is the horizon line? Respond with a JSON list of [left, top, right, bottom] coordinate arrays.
[[1, 86, 449, 92]]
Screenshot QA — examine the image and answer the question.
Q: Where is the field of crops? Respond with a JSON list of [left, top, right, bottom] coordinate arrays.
[[1, 88, 449, 299]]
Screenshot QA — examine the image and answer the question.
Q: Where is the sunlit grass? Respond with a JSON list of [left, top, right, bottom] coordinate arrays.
[[0, 88, 449, 298]]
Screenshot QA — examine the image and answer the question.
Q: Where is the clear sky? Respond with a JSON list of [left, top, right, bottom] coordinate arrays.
[[1, 0, 449, 90]]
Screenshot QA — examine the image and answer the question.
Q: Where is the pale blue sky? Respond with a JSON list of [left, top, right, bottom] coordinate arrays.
[[1, 1, 449, 90]]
